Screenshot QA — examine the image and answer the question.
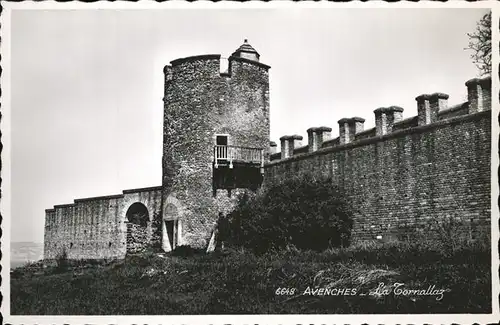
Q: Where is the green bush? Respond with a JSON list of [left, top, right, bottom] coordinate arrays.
[[220, 172, 354, 254]]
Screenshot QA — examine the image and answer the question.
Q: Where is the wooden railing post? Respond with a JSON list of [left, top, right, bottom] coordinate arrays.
[[214, 146, 218, 168], [229, 146, 233, 169]]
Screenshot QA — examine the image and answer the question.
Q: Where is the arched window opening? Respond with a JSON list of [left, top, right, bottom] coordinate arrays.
[[125, 202, 150, 254], [126, 202, 149, 226]]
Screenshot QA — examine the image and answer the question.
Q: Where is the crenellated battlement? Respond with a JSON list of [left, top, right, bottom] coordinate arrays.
[[163, 51, 270, 83], [161, 50, 270, 105], [169, 54, 222, 67], [265, 75, 491, 242], [270, 76, 491, 162], [268, 109, 490, 168]]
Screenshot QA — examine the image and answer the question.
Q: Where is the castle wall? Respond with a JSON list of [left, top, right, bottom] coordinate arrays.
[[264, 110, 491, 241], [162, 55, 270, 249], [44, 187, 162, 260], [43, 43, 492, 258]]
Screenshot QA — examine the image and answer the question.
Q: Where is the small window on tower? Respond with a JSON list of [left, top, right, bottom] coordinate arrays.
[[216, 134, 229, 146]]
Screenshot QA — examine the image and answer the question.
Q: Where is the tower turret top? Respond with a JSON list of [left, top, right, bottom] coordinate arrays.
[[231, 39, 260, 62]]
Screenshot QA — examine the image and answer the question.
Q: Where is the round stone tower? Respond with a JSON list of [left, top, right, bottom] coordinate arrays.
[[161, 40, 271, 250]]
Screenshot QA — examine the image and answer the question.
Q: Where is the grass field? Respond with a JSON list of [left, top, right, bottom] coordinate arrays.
[[10, 239, 491, 315]]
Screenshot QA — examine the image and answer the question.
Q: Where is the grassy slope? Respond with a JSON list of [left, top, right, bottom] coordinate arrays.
[[11, 241, 491, 315]]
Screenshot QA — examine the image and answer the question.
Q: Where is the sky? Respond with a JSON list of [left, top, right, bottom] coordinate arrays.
[[9, 8, 489, 243]]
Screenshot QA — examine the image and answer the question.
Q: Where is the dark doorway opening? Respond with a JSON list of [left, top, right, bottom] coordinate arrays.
[[165, 220, 176, 248], [216, 134, 228, 146]]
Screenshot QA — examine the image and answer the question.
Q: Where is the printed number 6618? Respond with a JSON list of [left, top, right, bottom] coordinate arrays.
[[275, 287, 297, 295]]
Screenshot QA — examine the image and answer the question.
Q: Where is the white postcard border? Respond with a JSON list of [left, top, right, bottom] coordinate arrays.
[[1, 1, 498, 324]]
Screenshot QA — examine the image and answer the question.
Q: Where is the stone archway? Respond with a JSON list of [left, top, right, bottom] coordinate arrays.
[[162, 195, 183, 252], [163, 203, 178, 251], [125, 202, 150, 254]]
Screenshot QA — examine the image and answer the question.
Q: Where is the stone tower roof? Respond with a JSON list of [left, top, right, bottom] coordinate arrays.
[[231, 39, 260, 62]]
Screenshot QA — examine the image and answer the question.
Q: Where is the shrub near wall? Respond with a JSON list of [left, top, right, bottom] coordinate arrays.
[[220, 173, 354, 254]]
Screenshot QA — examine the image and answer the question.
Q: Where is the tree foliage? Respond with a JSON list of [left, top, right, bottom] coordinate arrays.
[[218, 172, 354, 254], [466, 12, 491, 76]]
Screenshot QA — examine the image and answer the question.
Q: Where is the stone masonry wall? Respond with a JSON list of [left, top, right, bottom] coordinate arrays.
[[44, 186, 162, 260], [162, 55, 270, 249], [265, 111, 491, 241]]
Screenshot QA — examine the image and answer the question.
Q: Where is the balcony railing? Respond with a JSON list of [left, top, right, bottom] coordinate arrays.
[[214, 145, 264, 169]]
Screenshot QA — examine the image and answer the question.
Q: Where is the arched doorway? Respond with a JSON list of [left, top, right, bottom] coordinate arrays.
[[126, 202, 149, 254], [163, 203, 178, 251], [162, 195, 183, 252]]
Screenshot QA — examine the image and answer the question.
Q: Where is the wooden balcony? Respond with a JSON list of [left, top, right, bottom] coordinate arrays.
[[213, 145, 264, 169]]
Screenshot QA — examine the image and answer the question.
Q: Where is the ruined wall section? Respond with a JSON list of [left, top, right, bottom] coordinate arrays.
[[44, 186, 162, 260], [162, 55, 270, 249]]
